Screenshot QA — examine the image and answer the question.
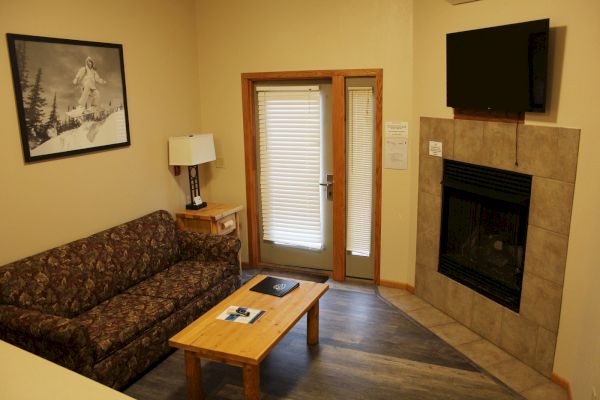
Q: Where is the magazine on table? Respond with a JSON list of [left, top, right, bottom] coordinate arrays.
[[217, 306, 265, 324]]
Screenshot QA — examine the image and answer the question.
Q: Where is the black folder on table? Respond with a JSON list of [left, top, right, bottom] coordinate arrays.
[[250, 276, 300, 297]]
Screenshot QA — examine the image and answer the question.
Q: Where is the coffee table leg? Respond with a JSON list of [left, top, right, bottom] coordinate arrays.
[[242, 364, 260, 400], [307, 300, 319, 345], [184, 350, 203, 400]]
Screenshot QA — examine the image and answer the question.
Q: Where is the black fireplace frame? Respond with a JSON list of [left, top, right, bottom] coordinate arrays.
[[438, 160, 532, 312]]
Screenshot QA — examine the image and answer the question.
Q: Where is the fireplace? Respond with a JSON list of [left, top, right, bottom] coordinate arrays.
[[438, 160, 532, 312], [417, 117, 579, 376]]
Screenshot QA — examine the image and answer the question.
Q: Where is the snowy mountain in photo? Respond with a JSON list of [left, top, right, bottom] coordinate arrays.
[[30, 110, 128, 157]]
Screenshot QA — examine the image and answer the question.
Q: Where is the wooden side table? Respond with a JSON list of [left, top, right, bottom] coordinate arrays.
[[176, 203, 243, 238]]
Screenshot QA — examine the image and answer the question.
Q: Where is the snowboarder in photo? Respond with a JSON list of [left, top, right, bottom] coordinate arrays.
[[70, 56, 106, 116]]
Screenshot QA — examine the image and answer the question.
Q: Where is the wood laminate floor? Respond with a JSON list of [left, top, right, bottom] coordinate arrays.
[[124, 272, 521, 400]]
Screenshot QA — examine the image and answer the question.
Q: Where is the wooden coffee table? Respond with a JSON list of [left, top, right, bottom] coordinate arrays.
[[169, 274, 329, 400]]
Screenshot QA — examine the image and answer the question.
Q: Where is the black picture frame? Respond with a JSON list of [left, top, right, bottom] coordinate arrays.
[[6, 33, 131, 162]]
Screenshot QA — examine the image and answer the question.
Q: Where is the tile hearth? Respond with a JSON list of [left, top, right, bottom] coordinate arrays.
[[415, 117, 579, 377], [377, 286, 568, 400]]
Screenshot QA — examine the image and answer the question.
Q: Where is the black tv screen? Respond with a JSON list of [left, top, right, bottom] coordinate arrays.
[[446, 19, 549, 113]]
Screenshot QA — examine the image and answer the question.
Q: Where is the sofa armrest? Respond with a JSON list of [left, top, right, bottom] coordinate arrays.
[[177, 231, 241, 270], [0, 305, 94, 373]]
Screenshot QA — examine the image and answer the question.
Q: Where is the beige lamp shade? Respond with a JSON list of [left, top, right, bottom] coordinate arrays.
[[169, 134, 216, 166]]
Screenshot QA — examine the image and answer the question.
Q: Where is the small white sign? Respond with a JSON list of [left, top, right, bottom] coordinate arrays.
[[384, 138, 408, 170], [193, 195, 203, 206], [385, 122, 408, 138], [429, 141, 443, 157]]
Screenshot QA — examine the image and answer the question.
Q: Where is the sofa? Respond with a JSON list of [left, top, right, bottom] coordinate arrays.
[[0, 210, 241, 389]]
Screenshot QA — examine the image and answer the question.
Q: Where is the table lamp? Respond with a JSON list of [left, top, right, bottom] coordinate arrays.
[[169, 133, 216, 209]]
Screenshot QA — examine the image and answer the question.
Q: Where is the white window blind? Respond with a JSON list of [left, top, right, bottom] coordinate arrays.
[[346, 87, 374, 256], [257, 86, 323, 249]]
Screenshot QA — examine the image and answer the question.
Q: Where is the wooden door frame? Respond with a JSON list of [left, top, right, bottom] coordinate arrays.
[[241, 69, 383, 283]]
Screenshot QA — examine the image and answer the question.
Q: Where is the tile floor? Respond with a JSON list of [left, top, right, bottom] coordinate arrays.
[[374, 285, 569, 400]]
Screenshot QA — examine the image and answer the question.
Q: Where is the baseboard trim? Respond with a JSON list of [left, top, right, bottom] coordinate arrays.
[[551, 372, 572, 400], [379, 279, 415, 294], [245, 264, 417, 293], [241, 261, 331, 278]]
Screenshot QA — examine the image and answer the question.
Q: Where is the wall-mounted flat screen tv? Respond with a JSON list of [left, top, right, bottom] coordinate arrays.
[[446, 19, 549, 113]]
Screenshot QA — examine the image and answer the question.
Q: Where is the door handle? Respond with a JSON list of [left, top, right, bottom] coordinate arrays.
[[319, 174, 333, 200]]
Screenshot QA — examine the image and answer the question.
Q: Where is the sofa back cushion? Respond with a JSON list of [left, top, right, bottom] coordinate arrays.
[[0, 237, 120, 318], [93, 210, 180, 291], [0, 210, 179, 318]]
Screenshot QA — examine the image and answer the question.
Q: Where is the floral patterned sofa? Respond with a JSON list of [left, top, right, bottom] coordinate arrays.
[[0, 210, 241, 389]]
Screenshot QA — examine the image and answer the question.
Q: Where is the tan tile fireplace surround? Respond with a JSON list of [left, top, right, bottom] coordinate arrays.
[[416, 117, 580, 377]]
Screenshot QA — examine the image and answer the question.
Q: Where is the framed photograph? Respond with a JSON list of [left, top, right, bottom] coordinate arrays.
[[6, 33, 131, 162]]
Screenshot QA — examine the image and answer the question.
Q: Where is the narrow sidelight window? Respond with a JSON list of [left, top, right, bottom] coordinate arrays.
[[346, 87, 374, 256]]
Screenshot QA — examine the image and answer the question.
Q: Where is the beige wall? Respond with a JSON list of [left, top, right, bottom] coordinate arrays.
[[2, 0, 597, 396], [194, 0, 415, 282], [197, 0, 599, 395], [413, 0, 600, 398], [0, 0, 201, 265]]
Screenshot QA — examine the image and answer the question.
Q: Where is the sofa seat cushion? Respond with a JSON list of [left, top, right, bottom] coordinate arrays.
[[73, 293, 175, 362], [126, 260, 230, 308]]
